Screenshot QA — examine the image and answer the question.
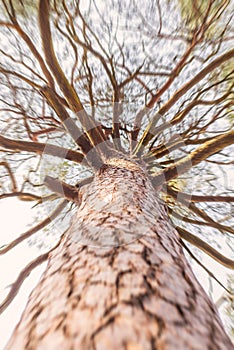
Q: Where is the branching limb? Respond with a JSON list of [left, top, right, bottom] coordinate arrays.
[[170, 209, 234, 235], [152, 130, 234, 184], [0, 191, 53, 202], [131, 32, 200, 143], [131, 0, 224, 145], [38, 0, 84, 113], [38, 0, 107, 148], [112, 90, 123, 151], [39, 86, 92, 152], [135, 48, 234, 153], [165, 186, 234, 203], [165, 186, 234, 231], [147, 84, 234, 146], [0, 8, 55, 88], [44, 176, 79, 203], [0, 161, 17, 191], [181, 240, 231, 293], [186, 194, 233, 203], [40, 86, 108, 169], [0, 200, 67, 255], [177, 226, 234, 269], [0, 134, 84, 164], [185, 202, 234, 235], [0, 252, 49, 314], [44, 175, 94, 202], [0, 66, 42, 89]]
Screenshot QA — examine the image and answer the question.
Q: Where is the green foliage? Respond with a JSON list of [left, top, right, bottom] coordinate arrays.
[[1, 0, 38, 17], [177, 0, 228, 39]]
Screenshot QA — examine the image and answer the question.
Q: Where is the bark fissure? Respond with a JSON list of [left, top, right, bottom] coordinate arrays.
[[6, 158, 233, 350]]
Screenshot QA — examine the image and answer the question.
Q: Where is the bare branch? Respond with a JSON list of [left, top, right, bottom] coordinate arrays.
[[0, 252, 49, 314], [0, 161, 17, 191], [177, 226, 234, 269], [0, 134, 84, 164], [135, 48, 234, 153], [181, 240, 231, 293], [0, 191, 46, 202], [166, 187, 234, 203], [38, 0, 107, 147], [0, 200, 67, 255], [169, 207, 234, 235], [44, 176, 79, 203], [132, 33, 199, 142], [152, 130, 234, 183], [38, 0, 83, 112]]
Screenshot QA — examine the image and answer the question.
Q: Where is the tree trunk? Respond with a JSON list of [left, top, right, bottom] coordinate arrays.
[[6, 158, 233, 350]]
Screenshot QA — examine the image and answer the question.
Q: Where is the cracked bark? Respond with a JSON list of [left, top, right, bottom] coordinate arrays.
[[6, 158, 233, 350]]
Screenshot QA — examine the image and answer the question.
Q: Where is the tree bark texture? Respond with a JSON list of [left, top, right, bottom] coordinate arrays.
[[6, 158, 233, 350]]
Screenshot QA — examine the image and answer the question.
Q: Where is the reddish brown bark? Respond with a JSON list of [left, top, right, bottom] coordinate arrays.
[[6, 159, 233, 350]]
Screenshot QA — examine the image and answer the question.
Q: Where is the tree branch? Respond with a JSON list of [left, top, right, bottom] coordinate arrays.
[[0, 200, 67, 255], [165, 186, 234, 203], [131, 33, 199, 143], [38, 0, 83, 113], [135, 48, 234, 153], [0, 161, 17, 191], [177, 226, 234, 269], [181, 240, 231, 293], [0, 191, 47, 202], [0, 252, 49, 314], [0, 134, 84, 164], [170, 208, 234, 235], [152, 130, 234, 183], [38, 0, 107, 147], [44, 176, 79, 203]]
